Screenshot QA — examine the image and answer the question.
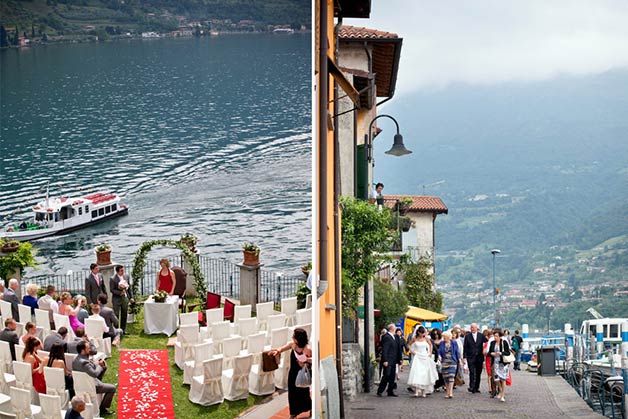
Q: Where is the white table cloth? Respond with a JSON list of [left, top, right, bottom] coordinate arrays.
[[144, 295, 179, 336]]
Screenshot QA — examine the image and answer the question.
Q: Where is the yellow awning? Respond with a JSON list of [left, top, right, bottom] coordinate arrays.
[[405, 306, 448, 322]]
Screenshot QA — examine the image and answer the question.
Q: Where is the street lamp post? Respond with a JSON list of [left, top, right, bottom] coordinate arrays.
[[363, 114, 412, 393], [491, 249, 501, 326]]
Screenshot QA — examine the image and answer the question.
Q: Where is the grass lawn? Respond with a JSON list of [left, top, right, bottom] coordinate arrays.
[[100, 310, 265, 419]]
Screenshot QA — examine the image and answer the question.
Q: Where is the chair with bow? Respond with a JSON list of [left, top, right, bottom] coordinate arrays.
[[72, 371, 102, 418], [206, 321, 230, 354], [12, 361, 37, 403], [84, 318, 111, 358], [267, 314, 287, 335], [235, 318, 258, 348], [222, 354, 252, 401], [38, 393, 67, 419], [52, 314, 75, 340], [295, 308, 312, 326], [189, 357, 223, 406], [183, 341, 212, 386], [0, 341, 14, 374], [280, 297, 298, 327], [200, 308, 224, 340], [248, 337, 276, 396], [255, 301, 275, 331], [175, 324, 200, 370], [219, 336, 243, 370], [34, 309, 53, 339], [0, 352, 15, 394], [17, 305, 32, 326], [43, 366, 69, 409], [64, 353, 77, 373], [233, 305, 252, 324], [0, 301, 12, 323], [9, 386, 42, 419]]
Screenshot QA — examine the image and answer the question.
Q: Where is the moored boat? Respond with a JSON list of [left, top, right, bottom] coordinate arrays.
[[2, 190, 128, 241]]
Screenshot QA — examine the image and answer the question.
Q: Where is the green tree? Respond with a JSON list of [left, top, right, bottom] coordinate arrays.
[[340, 196, 395, 318], [398, 255, 443, 313], [374, 278, 408, 332], [0, 241, 39, 282]]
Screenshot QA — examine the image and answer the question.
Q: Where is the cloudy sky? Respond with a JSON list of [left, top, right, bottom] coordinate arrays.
[[346, 0, 628, 95]]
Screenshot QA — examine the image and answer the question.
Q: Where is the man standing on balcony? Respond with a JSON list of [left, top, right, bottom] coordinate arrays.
[[371, 182, 385, 205]]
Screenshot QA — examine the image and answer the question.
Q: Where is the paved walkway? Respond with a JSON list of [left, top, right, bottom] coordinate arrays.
[[344, 366, 604, 419], [238, 391, 311, 419]]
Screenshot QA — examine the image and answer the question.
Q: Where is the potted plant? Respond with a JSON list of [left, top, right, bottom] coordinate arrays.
[[395, 197, 413, 216], [95, 244, 112, 266], [0, 239, 20, 253], [301, 261, 312, 277], [242, 242, 260, 266], [0, 240, 38, 281]]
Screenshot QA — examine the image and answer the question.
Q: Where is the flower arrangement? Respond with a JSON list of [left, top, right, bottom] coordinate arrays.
[[96, 244, 111, 252], [153, 289, 168, 303], [242, 242, 260, 255], [118, 277, 129, 291]]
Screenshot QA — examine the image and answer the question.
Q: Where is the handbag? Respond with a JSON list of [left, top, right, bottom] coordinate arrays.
[[455, 368, 465, 386], [501, 341, 515, 364], [262, 351, 280, 372], [295, 364, 312, 388]]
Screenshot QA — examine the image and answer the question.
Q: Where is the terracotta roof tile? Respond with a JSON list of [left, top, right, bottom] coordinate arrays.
[[383, 195, 448, 214], [338, 25, 399, 40]]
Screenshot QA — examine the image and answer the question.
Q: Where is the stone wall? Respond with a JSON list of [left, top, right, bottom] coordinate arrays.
[[342, 343, 363, 400]]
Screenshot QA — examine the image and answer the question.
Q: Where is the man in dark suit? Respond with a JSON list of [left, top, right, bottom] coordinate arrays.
[[463, 322, 487, 393], [110, 265, 134, 333], [97, 294, 123, 347], [72, 341, 116, 417], [43, 327, 68, 352], [0, 318, 19, 361], [85, 264, 107, 307], [4, 279, 21, 321], [377, 323, 399, 397]]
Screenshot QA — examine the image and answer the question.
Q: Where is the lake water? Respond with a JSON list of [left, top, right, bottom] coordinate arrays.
[[0, 34, 311, 277]]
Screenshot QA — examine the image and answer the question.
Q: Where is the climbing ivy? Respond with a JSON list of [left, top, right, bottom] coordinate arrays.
[[129, 236, 207, 314]]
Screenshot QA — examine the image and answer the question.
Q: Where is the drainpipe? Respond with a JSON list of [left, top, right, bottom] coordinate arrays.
[[317, 0, 328, 300]]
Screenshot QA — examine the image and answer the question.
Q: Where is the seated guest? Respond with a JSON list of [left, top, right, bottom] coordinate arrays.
[[67, 327, 97, 355], [38, 285, 59, 329], [72, 341, 116, 417], [22, 336, 47, 394], [65, 395, 86, 419], [0, 318, 19, 360], [21, 321, 38, 345], [4, 279, 21, 321], [96, 294, 122, 348], [73, 295, 90, 324], [47, 342, 75, 398], [44, 326, 68, 352], [23, 283, 39, 316]]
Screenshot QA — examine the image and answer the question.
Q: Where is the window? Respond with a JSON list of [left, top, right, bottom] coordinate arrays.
[[610, 324, 619, 338], [78, 207, 83, 215], [98, 208, 104, 216], [112, 204, 117, 211], [92, 210, 97, 218], [85, 206, 88, 213], [105, 206, 111, 214]]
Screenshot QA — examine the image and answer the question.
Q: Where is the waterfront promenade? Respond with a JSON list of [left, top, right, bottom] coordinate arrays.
[[343, 367, 604, 419]]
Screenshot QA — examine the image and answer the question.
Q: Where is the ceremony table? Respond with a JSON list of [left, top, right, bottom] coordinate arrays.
[[144, 295, 179, 336]]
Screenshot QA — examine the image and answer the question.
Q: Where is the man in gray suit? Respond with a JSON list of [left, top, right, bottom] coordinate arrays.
[[43, 327, 68, 352], [4, 279, 21, 321], [97, 294, 122, 347], [72, 341, 115, 417], [85, 264, 107, 307], [0, 318, 19, 360], [67, 327, 96, 355], [110, 265, 134, 333]]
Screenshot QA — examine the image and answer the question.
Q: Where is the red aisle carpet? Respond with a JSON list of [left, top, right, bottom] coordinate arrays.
[[118, 350, 175, 419]]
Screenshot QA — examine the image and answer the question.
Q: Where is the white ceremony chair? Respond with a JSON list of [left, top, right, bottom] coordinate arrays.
[[0, 358, 16, 394], [73, 371, 102, 417], [64, 354, 77, 373], [222, 353, 252, 401], [189, 357, 223, 406], [85, 318, 111, 358], [35, 309, 53, 338], [10, 386, 41, 419], [52, 314, 74, 340], [236, 318, 258, 347], [175, 324, 200, 370], [219, 336, 243, 370], [183, 341, 212, 386], [249, 348, 276, 396], [0, 301, 12, 322], [0, 392, 11, 415], [243, 332, 266, 364], [274, 349, 291, 391], [206, 321, 230, 354], [17, 305, 32, 325], [0, 341, 14, 374], [44, 366, 69, 409], [233, 305, 252, 324], [199, 308, 224, 341], [265, 327, 290, 353], [281, 297, 297, 326], [305, 293, 313, 309], [82, 403, 96, 419], [38, 393, 67, 419], [12, 361, 38, 403], [255, 301, 275, 331], [295, 308, 312, 326], [267, 314, 287, 336], [180, 312, 199, 326]]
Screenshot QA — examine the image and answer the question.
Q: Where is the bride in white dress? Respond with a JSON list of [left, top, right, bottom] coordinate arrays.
[[407, 326, 439, 397]]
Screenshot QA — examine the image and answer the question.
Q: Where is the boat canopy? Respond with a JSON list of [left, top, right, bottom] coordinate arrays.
[[405, 306, 448, 322]]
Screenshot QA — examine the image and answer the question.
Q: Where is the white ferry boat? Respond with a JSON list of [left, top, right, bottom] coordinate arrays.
[[2, 191, 128, 241]]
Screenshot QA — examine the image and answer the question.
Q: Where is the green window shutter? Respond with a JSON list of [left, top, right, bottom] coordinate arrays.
[[356, 144, 369, 200]]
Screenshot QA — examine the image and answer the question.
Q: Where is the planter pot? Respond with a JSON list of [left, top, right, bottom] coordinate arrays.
[[1, 244, 19, 253], [96, 249, 112, 266], [243, 250, 260, 266]]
